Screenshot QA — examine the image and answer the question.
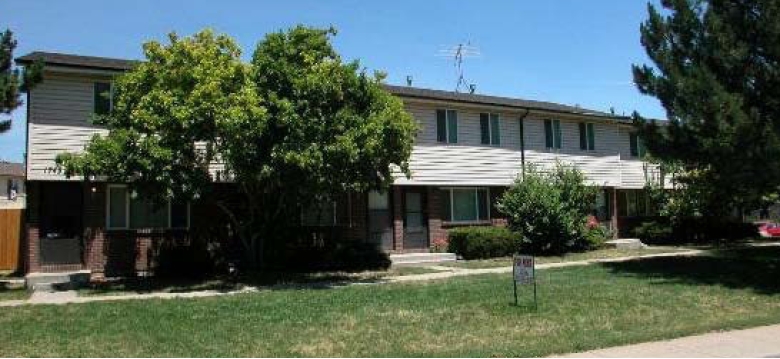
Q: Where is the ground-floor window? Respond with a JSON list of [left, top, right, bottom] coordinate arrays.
[[618, 189, 654, 217], [106, 185, 190, 230], [441, 187, 490, 223], [301, 200, 338, 226]]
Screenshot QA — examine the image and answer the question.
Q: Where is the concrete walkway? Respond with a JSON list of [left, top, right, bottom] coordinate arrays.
[[561, 324, 780, 358], [387, 248, 703, 282], [0, 248, 705, 307]]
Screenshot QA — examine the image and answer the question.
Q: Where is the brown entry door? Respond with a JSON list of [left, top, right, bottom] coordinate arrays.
[[40, 183, 83, 266], [403, 189, 428, 250]]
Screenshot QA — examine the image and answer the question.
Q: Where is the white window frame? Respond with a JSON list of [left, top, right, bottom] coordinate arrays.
[[437, 108, 459, 144], [443, 187, 491, 224], [105, 184, 190, 230], [545, 119, 562, 150], [581, 122, 596, 151], [94, 81, 114, 113], [481, 113, 501, 146]]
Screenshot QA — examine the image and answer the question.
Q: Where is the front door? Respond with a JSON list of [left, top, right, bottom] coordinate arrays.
[[39, 182, 83, 266], [403, 189, 428, 250]]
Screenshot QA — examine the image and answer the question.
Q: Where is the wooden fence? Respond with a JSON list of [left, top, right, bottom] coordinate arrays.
[[0, 209, 22, 271]]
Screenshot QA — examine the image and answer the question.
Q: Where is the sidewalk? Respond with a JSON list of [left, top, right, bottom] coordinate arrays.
[[0, 248, 704, 307], [561, 324, 780, 358]]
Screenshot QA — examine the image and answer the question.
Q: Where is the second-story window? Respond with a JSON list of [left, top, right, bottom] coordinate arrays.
[[94, 82, 113, 115], [436, 109, 458, 144], [544, 119, 562, 149], [579, 122, 595, 151], [629, 133, 646, 157], [480, 113, 501, 145]]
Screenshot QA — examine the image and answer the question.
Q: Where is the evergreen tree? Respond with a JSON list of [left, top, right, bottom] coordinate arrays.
[[0, 29, 41, 133], [633, 0, 780, 216]]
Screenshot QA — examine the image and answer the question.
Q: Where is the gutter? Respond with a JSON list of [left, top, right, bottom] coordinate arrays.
[[519, 109, 530, 180]]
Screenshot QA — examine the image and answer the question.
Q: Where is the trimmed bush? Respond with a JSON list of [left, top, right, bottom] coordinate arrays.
[[634, 217, 759, 245], [497, 163, 600, 255], [447, 226, 521, 259], [633, 220, 674, 245]]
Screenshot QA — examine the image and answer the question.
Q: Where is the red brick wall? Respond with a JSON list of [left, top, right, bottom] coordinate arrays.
[[426, 187, 446, 248], [392, 186, 404, 251], [25, 181, 40, 273]]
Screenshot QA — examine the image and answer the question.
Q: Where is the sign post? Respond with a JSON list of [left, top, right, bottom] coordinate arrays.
[[513, 254, 537, 309]]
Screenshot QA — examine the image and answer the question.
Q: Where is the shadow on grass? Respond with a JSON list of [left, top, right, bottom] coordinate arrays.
[[601, 246, 780, 295], [82, 270, 390, 296]]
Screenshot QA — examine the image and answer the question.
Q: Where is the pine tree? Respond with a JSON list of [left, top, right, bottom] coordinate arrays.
[[633, 0, 780, 216], [1, 29, 41, 133]]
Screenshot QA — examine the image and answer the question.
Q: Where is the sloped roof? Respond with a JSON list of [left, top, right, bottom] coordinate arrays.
[[0, 162, 24, 177], [16, 51, 138, 71], [16, 51, 631, 121]]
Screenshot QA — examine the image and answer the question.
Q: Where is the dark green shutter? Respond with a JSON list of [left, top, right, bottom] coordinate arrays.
[[544, 120, 553, 148], [630, 133, 638, 156], [94, 82, 112, 115], [587, 123, 595, 150], [490, 114, 500, 145], [441, 189, 452, 221], [447, 110, 458, 143], [477, 189, 489, 220], [553, 120, 562, 149], [480, 113, 490, 144], [579, 123, 587, 150], [436, 110, 447, 142]]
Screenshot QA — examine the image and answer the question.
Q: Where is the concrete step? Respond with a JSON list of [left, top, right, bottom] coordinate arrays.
[[25, 270, 90, 291], [605, 238, 647, 250], [390, 252, 457, 266]]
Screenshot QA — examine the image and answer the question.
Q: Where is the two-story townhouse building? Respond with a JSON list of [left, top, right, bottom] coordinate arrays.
[[16, 52, 663, 277]]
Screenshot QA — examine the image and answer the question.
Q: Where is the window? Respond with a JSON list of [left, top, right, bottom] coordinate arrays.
[[441, 188, 490, 222], [480, 113, 501, 145], [544, 119, 562, 149], [618, 189, 653, 217], [436, 109, 458, 143], [94, 82, 113, 115], [106, 185, 190, 230], [579, 123, 595, 151], [301, 201, 337, 226], [629, 133, 646, 157]]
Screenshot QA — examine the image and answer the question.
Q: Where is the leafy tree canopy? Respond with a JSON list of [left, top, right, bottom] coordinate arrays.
[[633, 0, 780, 215], [57, 27, 417, 267]]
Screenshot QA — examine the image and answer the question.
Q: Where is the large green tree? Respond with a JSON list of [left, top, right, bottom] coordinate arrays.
[[57, 27, 416, 267], [633, 0, 780, 216], [1, 29, 41, 133]]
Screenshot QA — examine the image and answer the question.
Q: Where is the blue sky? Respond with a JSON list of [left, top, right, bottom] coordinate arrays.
[[0, 0, 664, 163]]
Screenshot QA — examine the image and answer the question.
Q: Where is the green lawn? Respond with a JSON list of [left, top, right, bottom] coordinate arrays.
[[442, 246, 692, 269], [0, 288, 30, 302], [79, 265, 444, 297], [2, 246, 780, 357]]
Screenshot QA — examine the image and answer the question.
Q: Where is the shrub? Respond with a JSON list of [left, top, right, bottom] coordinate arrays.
[[633, 220, 674, 245], [634, 217, 758, 245], [497, 163, 600, 255], [447, 226, 521, 259], [155, 237, 217, 279], [266, 237, 391, 272]]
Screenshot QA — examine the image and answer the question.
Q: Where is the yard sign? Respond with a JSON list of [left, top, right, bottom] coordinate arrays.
[[513, 254, 538, 309]]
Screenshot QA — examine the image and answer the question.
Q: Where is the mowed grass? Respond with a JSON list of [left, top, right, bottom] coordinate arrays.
[[0, 288, 29, 301], [2, 247, 780, 357], [442, 246, 692, 269]]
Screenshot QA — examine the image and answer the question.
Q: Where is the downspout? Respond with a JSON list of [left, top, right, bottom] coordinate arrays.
[[519, 109, 531, 180]]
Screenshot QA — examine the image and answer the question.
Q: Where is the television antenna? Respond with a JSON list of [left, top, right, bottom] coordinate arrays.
[[436, 42, 481, 93]]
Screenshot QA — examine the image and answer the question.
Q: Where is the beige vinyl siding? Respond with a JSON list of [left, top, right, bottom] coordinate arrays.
[[395, 103, 524, 185], [27, 72, 225, 181], [27, 73, 110, 180], [523, 117, 622, 187]]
